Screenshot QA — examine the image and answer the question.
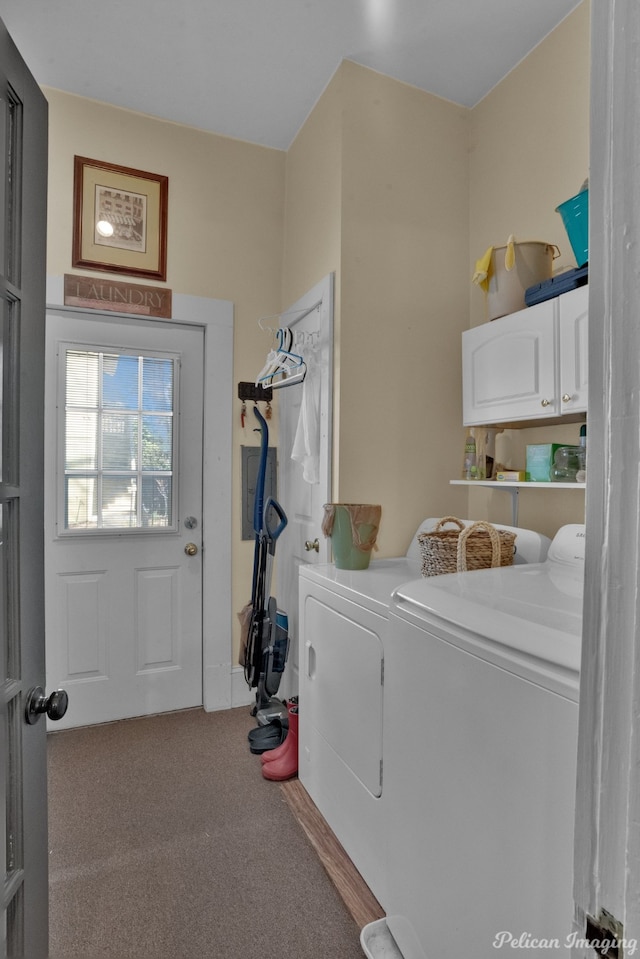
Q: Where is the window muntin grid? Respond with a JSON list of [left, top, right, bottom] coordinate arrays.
[[61, 348, 178, 533]]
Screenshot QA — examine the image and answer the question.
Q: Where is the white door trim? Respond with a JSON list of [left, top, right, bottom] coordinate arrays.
[[45, 276, 234, 712]]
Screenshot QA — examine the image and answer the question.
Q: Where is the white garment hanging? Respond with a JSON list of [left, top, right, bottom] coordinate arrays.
[[291, 353, 321, 484]]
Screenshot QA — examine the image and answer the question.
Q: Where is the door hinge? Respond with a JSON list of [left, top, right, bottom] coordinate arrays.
[[585, 910, 625, 959]]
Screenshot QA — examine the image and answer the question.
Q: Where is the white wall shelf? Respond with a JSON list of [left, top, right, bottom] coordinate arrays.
[[450, 479, 586, 525], [451, 480, 586, 490]]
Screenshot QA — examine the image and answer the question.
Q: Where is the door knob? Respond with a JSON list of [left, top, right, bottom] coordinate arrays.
[[25, 686, 69, 725], [562, 393, 572, 403], [185, 542, 198, 556], [305, 539, 320, 552]]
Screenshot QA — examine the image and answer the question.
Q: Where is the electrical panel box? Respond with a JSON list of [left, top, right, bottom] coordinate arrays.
[[241, 445, 277, 540]]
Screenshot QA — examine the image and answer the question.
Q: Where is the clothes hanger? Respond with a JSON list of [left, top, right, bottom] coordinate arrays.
[[254, 329, 290, 383], [256, 328, 307, 389], [269, 361, 306, 389]]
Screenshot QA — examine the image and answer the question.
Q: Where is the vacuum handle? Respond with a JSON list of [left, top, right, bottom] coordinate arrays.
[[252, 406, 269, 535], [264, 497, 288, 550]]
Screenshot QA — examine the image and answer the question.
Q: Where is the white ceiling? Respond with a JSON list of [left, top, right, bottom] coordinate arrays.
[[0, 0, 581, 151]]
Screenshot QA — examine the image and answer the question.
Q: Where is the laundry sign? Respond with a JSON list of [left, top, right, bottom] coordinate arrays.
[[64, 274, 172, 318]]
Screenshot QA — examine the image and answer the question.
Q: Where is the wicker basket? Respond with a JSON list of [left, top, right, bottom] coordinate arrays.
[[417, 517, 517, 577]]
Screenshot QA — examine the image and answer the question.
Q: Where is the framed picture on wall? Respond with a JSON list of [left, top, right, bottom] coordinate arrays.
[[72, 156, 168, 281]]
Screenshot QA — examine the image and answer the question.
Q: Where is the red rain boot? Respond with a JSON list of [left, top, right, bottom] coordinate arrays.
[[261, 704, 296, 764], [262, 706, 298, 781], [260, 730, 288, 763]]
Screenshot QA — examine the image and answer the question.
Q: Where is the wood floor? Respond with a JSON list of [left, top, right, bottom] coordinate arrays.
[[280, 778, 385, 930]]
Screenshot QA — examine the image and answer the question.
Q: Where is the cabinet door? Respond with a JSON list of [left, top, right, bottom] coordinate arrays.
[[462, 300, 557, 425], [558, 285, 588, 414]]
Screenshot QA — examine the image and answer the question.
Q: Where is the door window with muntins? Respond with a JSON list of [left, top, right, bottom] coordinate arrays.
[[60, 346, 178, 533]]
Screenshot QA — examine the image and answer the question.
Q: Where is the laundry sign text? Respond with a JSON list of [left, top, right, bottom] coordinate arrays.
[[64, 274, 172, 318]]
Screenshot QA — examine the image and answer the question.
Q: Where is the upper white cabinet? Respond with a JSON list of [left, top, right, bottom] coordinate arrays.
[[462, 285, 588, 426], [558, 285, 589, 413]]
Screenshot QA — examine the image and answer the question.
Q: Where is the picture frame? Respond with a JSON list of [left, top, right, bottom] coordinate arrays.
[[72, 156, 168, 281]]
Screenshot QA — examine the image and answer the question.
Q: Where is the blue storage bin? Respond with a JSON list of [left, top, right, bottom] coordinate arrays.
[[555, 189, 589, 267]]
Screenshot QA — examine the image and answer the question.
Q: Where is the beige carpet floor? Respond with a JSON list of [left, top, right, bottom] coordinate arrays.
[[47, 707, 368, 959]]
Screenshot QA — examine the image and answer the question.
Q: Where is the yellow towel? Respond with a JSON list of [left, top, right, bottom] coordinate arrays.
[[504, 234, 516, 271], [473, 235, 517, 291], [472, 246, 493, 291]]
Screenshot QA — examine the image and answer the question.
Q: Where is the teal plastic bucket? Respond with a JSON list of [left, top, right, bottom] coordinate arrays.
[[323, 504, 381, 570], [555, 189, 589, 267]]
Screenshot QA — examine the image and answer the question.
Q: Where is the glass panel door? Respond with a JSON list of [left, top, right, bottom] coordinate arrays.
[[1, 84, 26, 959], [0, 23, 49, 958]]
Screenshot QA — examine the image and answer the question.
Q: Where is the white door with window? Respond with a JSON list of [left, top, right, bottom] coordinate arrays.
[[44, 310, 204, 729]]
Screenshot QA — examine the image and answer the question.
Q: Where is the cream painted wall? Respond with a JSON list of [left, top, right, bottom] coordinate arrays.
[[282, 69, 343, 309], [283, 61, 470, 558], [339, 62, 470, 555], [283, 1, 589, 557], [466, 1, 590, 538], [281, 69, 344, 490], [469, 1, 590, 328], [43, 87, 286, 667]]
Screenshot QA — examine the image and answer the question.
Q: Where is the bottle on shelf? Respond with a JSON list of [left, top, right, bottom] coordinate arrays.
[[576, 424, 587, 482], [462, 429, 478, 480]]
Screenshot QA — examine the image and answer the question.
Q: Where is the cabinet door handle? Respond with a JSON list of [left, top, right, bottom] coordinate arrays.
[[562, 393, 572, 403], [541, 398, 551, 408]]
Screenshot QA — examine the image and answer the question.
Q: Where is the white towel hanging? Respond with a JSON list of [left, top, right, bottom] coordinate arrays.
[[291, 353, 320, 483]]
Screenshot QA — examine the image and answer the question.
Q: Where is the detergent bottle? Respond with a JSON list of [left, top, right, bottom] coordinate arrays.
[[462, 430, 478, 480]]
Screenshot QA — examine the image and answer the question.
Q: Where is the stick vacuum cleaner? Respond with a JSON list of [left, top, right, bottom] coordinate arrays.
[[244, 406, 290, 751]]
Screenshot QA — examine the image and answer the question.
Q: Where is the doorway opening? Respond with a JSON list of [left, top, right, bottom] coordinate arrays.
[[43, 282, 234, 726]]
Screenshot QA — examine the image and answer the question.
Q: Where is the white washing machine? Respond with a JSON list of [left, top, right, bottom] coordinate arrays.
[[297, 518, 550, 908], [375, 524, 585, 959]]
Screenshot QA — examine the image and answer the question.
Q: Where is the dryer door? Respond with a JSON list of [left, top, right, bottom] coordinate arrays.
[[302, 593, 383, 797], [298, 580, 387, 904]]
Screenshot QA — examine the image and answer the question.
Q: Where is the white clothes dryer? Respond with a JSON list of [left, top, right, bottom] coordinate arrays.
[[375, 524, 585, 959], [297, 518, 550, 908]]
